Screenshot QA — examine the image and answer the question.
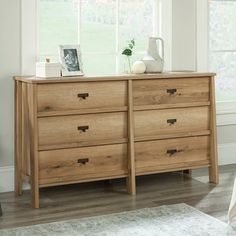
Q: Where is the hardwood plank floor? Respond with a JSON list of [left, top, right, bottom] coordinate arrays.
[[0, 164, 235, 230]]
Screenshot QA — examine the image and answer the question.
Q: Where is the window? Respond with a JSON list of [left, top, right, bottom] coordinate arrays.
[[38, 0, 157, 75], [209, 0, 236, 101]]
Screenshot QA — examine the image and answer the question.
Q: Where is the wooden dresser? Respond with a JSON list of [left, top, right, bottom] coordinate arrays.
[[14, 73, 219, 208]]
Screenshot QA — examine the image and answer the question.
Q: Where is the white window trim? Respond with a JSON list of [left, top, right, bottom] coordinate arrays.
[[35, 0, 162, 74], [21, 0, 38, 75], [21, 0, 236, 127], [21, 0, 173, 76], [196, 0, 236, 126]]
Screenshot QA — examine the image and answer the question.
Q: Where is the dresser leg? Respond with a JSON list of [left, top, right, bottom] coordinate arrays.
[[209, 76, 219, 185], [183, 169, 192, 176], [0, 203, 2, 216], [31, 186, 40, 209], [126, 177, 136, 195], [15, 81, 23, 196], [15, 169, 23, 196], [127, 80, 136, 196], [209, 166, 219, 184]]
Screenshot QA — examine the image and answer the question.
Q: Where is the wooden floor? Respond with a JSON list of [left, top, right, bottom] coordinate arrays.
[[0, 165, 235, 230]]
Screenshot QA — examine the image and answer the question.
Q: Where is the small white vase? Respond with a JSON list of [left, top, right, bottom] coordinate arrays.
[[132, 61, 146, 74]]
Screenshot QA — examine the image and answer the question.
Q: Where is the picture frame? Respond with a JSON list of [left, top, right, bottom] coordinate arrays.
[[59, 45, 84, 76]]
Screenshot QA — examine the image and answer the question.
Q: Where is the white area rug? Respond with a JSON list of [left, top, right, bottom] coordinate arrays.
[[0, 203, 235, 236]]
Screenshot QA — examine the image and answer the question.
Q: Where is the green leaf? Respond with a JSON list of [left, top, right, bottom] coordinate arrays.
[[131, 39, 135, 46], [128, 43, 133, 49], [122, 48, 132, 56]]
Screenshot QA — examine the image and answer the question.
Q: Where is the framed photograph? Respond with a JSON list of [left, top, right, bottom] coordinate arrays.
[[59, 45, 83, 76]]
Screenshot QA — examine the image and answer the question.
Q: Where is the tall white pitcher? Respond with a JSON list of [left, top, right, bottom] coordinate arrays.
[[142, 37, 164, 73]]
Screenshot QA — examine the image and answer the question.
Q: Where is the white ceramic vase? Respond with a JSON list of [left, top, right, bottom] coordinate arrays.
[[132, 61, 146, 74]]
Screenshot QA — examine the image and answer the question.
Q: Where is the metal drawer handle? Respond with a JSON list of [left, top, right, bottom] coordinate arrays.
[[166, 88, 177, 95], [77, 158, 89, 165], [77, 93, 89, 100], [167, 149, 177, 156], [78, 126, 89, 132], [167, 119, 177, 125]]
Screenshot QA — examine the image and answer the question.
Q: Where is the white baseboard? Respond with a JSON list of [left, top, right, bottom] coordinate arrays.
[[0, 143, 236, 193], [0, 166, 14, 193], [216, 101, 236, 126], [0, 166, 29, 193], [218, 143, 236, 166]]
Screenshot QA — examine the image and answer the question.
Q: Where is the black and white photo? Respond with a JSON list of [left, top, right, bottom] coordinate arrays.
[[59, 45, 83, 76]]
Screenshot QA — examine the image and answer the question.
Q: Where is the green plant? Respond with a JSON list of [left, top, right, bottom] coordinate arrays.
[[122, 39, 135, 73]]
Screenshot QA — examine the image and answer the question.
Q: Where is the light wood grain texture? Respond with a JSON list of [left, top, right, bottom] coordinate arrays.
[[39, 144, 128, 186], [28, 84, 40, 208], [135, 162, 211, 176], [133, 101, 210, 111], [127, 80, 136, 195], [22, 83, 31, 178], [13, 72, 216, 84], [134, 130, 210, 142], [13, 73, 218, 208], [14, 81, 23, 196], [38, 112, 127, 150], [37, 81, 127, 113], [208, 76, 219, 184], [0, 165, 232, 230], [135, 136, 210, 174], [39, 174, 128, 187], [38, 106, 128, 117], [38, 138, 128, 151], [134, 106, 210, 138], [133, 78, 210, 106]]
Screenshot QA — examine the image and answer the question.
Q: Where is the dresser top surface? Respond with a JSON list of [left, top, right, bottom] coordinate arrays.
[[13, 71, 215, 84]]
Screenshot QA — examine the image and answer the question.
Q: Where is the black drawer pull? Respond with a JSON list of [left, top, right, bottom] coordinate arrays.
[[77, 93, 89, 99], [166, 88, 177, 95], [77, 158, 89, 165], [167, 119, 177, 125], [167, 149, 177, 156], [78, 126, 89, 132]]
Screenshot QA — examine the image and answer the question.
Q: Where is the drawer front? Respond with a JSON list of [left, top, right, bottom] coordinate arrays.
[[135, 136, 210, 174], [39, 144, 128, 185], [37, 81, 127, 113], [133, 78, 210, 106], [134, 107, 209, 138], [38, 112, 127, 149]]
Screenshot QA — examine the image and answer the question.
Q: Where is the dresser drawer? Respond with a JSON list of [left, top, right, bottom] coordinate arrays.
[[135, 136, 210, 174], [37, 81, 127, 113], [39, 143, 128, 186], [134, 107, 209, 138], [133, 78, 210, 106], [38, 112, 127, 149]]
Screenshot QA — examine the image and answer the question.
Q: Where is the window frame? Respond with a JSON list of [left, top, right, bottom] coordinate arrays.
[[21, 0, 173, 75], [37, 0, 160, 74], [205, 0, 236, 125], [208, 0, 236, 103], [20, 0, 236, 126]]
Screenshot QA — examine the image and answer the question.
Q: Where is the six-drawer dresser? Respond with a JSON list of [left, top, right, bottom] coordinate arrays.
[[14, 73, 219, 208]]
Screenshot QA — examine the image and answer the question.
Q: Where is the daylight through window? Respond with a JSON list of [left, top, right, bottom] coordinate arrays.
[[209, 0, 236, 101], [38, 0, 157, 75]]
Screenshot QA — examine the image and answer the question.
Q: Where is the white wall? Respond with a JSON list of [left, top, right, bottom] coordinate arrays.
[[0, 0, 21, 167], [172, 0, 196, 71], [0, 0, 236, 193], [172, 0, 236, 166]]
